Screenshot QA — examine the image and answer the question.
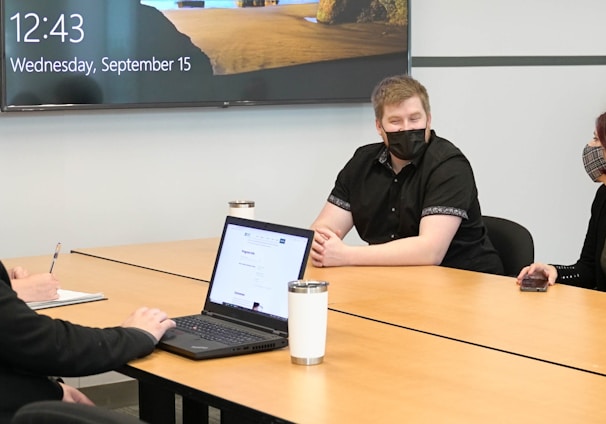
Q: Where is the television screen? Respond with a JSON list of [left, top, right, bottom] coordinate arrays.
[[1, 0, 409, 111]]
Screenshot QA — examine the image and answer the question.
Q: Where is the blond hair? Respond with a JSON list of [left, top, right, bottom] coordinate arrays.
[[371, 75, 430, 121]]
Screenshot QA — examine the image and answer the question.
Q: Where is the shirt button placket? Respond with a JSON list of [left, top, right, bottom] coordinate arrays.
[[391, 177, 399, 241]]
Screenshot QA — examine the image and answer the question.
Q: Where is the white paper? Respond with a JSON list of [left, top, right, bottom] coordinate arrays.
[[26, 289, 106, 310]]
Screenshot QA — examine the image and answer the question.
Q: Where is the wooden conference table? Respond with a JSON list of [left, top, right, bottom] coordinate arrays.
[[72, 238, 221, 282], [74, 238, 606, 377], [4, 253, 606, 423]]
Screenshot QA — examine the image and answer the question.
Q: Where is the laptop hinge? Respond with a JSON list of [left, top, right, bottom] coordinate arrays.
[[273, 330, 288, 337], [204, 311, 287, 337]]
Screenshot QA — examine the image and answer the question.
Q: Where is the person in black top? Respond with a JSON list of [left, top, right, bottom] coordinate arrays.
[[517, 112, 606, 291], [311, 74, 503, 274], [0, 260, 176, 423]]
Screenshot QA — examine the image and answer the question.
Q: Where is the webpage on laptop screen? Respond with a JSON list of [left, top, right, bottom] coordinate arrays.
[[209, 224, 308, 320]]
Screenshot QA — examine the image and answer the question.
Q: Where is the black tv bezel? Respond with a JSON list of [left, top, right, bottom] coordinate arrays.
[[0, 0, 411, 112]]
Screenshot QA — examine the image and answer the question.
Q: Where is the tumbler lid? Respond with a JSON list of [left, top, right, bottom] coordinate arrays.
[[288, 280, 329, 293], [228, 200, 255, 208]]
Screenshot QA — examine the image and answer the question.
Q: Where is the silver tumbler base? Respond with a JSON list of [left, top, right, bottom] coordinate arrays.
[[291, 356, 324, 365]]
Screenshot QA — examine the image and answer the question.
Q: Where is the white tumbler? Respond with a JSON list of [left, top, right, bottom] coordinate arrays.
[[228, 200, 255, 219], [288, 280, 329, 365]]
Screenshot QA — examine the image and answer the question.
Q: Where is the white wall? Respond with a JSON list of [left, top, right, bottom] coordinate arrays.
[[0, 104, 370, 258], [1, 0, 605, 267], [412, 0, 606, 264]]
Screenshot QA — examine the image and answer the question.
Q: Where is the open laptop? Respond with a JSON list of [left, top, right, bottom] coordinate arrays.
[[158, 216, 314, 360]]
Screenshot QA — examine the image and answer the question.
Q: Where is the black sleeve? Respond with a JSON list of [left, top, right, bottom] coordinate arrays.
[[0, 261, 156, 377], [328, 152, 358, 211], [552, 187, 605, 289], [421, 155, 474, 220], [328, 144, 384, 212]]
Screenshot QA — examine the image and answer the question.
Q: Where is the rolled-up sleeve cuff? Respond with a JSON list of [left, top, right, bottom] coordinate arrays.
[[328, 194, 351, 211], [421, 206, 468, 220]]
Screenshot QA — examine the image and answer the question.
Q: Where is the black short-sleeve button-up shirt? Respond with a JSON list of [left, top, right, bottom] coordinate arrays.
[[328, 131, 503, 274]]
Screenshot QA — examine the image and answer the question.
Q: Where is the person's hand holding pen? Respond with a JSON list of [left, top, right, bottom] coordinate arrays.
[[10, 243, 61, 303]]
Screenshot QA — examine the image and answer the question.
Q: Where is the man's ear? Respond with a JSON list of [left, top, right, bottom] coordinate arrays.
[[375, 118, 383, 136]]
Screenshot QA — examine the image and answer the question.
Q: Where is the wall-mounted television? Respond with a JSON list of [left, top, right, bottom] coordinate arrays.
[[1, 0, 409, 111]]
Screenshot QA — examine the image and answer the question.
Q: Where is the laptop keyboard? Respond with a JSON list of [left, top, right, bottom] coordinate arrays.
[[175, 316, 267, 346]]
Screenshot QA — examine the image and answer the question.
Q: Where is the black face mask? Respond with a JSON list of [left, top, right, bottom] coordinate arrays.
[[384, 128, 428, 161]]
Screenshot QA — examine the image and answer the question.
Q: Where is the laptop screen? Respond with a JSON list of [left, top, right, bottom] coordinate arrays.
[[208, 220, 312, 322]]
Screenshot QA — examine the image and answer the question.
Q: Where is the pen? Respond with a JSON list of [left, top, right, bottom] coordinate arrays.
[[49, 242, 62, 273]]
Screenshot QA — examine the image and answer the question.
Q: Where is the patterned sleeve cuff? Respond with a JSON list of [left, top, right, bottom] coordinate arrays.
[[328, 194, 351, 211], [421, 206, 468, 220]]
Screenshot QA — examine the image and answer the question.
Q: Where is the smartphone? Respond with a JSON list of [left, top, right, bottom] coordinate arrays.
[[520, 276, 549, 292]]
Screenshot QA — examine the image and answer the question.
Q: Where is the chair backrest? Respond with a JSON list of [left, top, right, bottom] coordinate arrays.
[[482, 215, 534, 277], [12, 401, 147, 424]]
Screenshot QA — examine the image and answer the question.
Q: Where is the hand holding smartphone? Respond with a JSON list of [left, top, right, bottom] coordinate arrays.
[[519, 276, 549, 292]]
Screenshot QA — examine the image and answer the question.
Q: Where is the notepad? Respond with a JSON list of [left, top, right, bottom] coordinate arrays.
[[27, 289, 106, 310]]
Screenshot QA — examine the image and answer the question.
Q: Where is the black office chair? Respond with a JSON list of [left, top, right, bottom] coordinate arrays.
[[482, 215, 534, 277], [12, 401, 147, 424]]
